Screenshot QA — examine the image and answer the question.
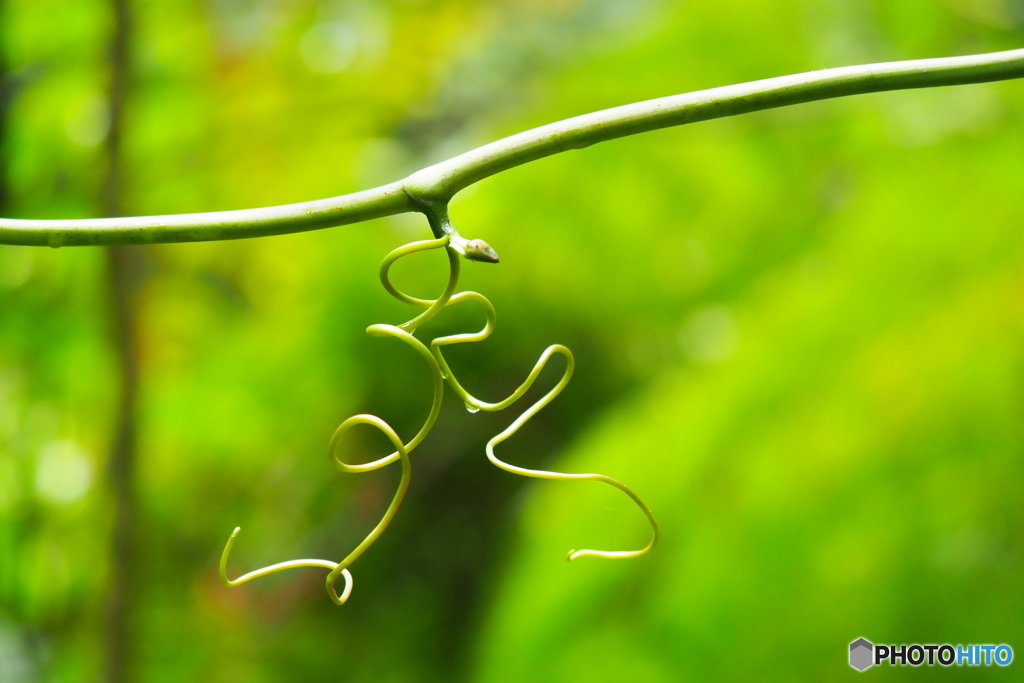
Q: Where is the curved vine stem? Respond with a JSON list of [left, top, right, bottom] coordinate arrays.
[[221, 414, 413, 605], [390, 236, 658, 562], [221, 230, 658, 604], [1, 48, 1022, 245]]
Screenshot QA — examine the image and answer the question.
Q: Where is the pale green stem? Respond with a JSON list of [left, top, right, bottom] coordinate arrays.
[[221, 226, 661, 606], [335, 323, 445, 468], [1, 48, 1022, 246], [387, 238, 659, 561], [222, 414, 415, 606], [324, 414, 412, 605]]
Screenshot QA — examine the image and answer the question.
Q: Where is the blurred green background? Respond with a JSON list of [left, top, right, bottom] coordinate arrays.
[[1, 0, 1023, 681]]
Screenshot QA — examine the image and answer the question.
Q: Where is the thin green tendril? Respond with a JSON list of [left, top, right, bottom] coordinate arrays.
[[220, 230, 658, 605]]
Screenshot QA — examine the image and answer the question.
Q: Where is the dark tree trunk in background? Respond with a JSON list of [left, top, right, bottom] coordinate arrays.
[[0, 0, 10, 212], [103, 1, 141, 682]]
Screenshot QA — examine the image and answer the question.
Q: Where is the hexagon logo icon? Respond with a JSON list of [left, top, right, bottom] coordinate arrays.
[[850, 638, 874, 671]]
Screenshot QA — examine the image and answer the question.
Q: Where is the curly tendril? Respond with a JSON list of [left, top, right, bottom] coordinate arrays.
[[220, 230, 657, 605]]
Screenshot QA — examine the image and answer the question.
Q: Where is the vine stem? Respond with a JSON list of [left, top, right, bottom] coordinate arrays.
[[2, 47, 1023, 246]]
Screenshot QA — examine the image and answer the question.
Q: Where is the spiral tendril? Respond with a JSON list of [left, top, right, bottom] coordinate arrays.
[[220, 229, 657, 605]]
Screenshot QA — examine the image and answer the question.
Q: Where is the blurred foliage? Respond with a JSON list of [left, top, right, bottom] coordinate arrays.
[[0, 0, 1023, 681]]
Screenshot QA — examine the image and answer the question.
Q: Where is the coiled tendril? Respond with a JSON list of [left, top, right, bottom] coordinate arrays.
[[220, 231, 658, 604]]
